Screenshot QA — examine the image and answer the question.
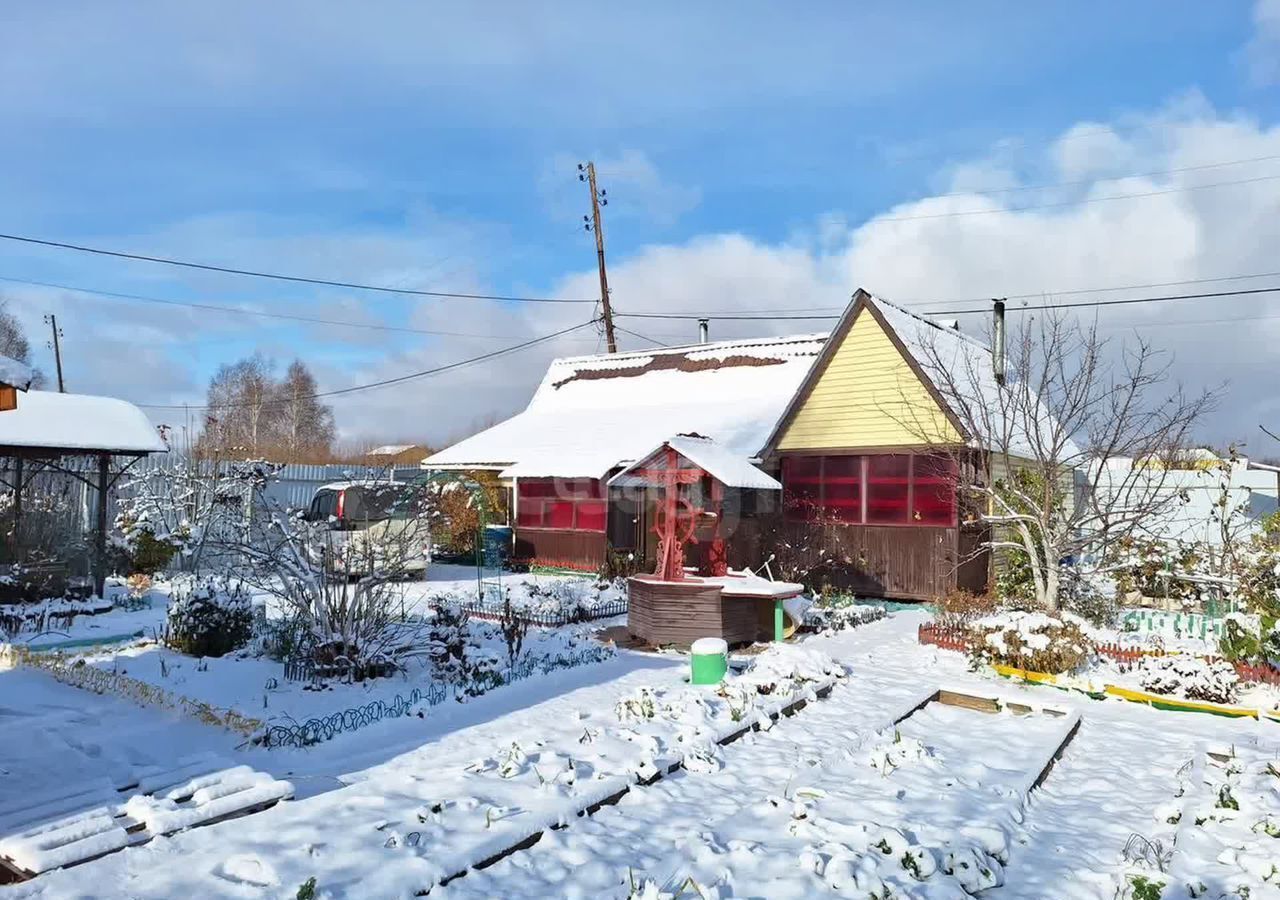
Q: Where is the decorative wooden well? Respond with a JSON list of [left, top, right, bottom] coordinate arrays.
[[610, 435, 802, 648]]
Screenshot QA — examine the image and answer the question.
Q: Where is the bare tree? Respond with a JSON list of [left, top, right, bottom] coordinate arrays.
[[914, 309, 1216, 610], [226, 473, 439, 675], [272, 359, 335, 462], [197, 355, 335, 461], [0, 298, 46, 388]]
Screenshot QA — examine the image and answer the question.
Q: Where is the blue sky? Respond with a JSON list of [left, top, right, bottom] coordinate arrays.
[[1, 2, 1279, 446]]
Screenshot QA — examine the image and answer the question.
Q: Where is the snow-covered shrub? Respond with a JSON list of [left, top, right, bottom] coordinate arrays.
[[933, 588, 999, 628], [164, 578, 253, 658], [1137, 655, 1240, 704], [459, 650, 505, 699], [1219, 613, 1265, 663], [802, 603, 886, 633], [425, 602, 477, 684], [1107, 536, 1210, 609], [967, 611, 1094, 674], [1059, 573, 1119, 628]]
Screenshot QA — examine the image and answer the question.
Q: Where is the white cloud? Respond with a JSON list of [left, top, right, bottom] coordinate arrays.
[[200, 98, 1280, 450], [1244, 0, 1280, 85], [515, 101, 1280, 449]]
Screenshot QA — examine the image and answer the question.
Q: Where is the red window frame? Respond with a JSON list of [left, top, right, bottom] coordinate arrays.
[[516, 478, 607, 532], [782, 453, 956, 527]]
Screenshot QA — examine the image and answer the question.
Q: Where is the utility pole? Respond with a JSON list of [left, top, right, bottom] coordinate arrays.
[[44, 313, 65, 392], [992, 299, 1006, 386], [579, 161, 617, 353]]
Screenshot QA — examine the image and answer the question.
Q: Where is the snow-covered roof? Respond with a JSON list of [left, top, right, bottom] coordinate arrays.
[[0, 354, 33, 391], [610, 434, 782, 490], [424, 334, 827, 480], [868, 295, 1078, 461], [0, 390, 168, 454], [366, 444, 421, 456]]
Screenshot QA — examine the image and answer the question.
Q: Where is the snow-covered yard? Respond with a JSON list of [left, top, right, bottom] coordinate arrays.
[[2, 606, 1276, 898]]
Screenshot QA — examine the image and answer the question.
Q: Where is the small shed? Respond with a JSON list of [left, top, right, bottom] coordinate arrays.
[[0, 354, 34, 412], [0, 390, 168, 594]]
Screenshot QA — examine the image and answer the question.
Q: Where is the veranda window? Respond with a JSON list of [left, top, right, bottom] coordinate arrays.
[[782, 453, 957, 526], [516, 478, 607, 532]]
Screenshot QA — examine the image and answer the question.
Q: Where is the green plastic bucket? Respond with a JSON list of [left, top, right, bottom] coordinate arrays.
[[690, 637, 729, 685]]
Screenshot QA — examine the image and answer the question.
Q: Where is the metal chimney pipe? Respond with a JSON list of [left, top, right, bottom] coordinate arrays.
[[992, 299, 1006, 386], [698, 318, 709, 343]]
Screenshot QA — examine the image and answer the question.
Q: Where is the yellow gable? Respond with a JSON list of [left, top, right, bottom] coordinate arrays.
[[776, 308, 960, 450]]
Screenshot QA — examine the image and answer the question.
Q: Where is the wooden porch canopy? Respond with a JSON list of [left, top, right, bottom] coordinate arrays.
[[0, 391, 168, 595]]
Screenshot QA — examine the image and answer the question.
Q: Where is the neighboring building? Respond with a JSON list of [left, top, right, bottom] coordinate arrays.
[[424, 330, 826, 570], [424, 289, 1036, 599], [364, 444, 432, 466], [0, 353, 34, 411], [1093, 453, 1280, 546]]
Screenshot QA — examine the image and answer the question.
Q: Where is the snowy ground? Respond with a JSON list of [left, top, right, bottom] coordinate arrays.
[[3, 609, 1278, 897]]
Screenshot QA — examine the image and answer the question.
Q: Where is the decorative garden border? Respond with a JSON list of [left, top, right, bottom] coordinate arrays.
[[0, 645, 263, 737], [260, 646, 617, 749], [917, 623, 1280, 687], [456, 597, 628, 628]]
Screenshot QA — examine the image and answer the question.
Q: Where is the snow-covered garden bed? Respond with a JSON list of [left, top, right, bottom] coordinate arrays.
[[1116, 746, 1280, 898], [9, 643, 846, 897]]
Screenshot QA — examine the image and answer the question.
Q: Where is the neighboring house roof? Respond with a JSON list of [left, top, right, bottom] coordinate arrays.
[[366, 444, 422, 456], [763, 289, 1074, 461], [610, 434, 782, 490], [423, 333, 827, 480], [0, 390, 168, 455], [0, 354, 34, 391]]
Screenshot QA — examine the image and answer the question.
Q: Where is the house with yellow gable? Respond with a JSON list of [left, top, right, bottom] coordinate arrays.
[[425, 288, 1024, 601]]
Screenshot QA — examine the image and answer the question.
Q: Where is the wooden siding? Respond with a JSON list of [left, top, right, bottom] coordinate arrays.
[[513, 527, 607, 569], [777, 310, 959, 451], [627, 576, 767, 647], [729, 518, 979, 601]]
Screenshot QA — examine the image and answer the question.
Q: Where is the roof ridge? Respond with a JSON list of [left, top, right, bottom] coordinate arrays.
[[550, 331, 828, 366], [870, 293, 992, 352]]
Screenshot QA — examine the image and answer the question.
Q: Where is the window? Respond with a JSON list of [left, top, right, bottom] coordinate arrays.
[[911, 454, 957, 525], [866, 455, 909, 524], [782, 453, 956, 527], [516, 478, 607, 532]]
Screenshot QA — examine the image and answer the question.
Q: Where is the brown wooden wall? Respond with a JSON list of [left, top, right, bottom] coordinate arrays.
[[726, 518, 989, 601], [627, 576, 767, 647], [514, 527, 607, 569]]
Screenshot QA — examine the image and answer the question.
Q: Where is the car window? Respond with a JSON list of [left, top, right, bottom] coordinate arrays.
[[344, 485, 401, 522], [308, 490, 339, 521]]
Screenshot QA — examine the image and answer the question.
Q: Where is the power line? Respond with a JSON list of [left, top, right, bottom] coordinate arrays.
[[918, 153, 1280, 200], [904, 269, 1280, 307], [613, 324, 671, 347], [924, 285, 1280, 317], [618, 285, 1280, 324], [137, 319, 598, 411], [0, 275, 542, 340], [0, 232, 596, 304], [616, 311, 840, 322]]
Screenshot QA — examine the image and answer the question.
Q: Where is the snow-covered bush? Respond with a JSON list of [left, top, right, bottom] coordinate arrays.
[[1059, 574, 1119, 628], [164, 577, 253, 658], [425, 602, 477, 684], [1137, 655, 1240, 704], [802, 603, 886, 633], [1219, 612, 1265, 663], [967, 611, 1094, 674], [932, 588, 999, 628]]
